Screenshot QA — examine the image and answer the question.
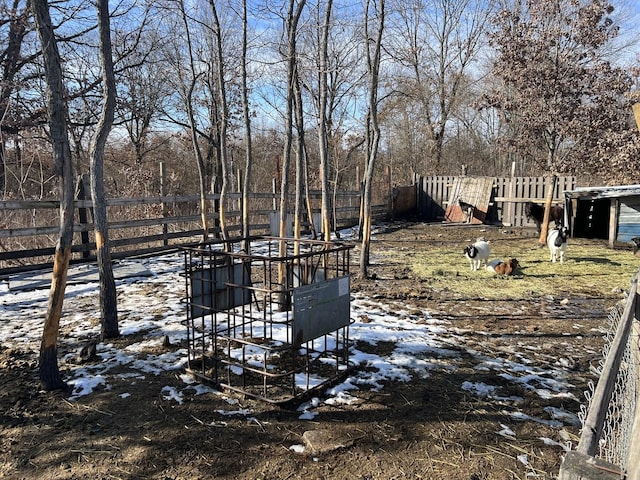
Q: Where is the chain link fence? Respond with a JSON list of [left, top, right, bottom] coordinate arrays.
[[579, 299, 638, 467], [560, 277, 639, 478]]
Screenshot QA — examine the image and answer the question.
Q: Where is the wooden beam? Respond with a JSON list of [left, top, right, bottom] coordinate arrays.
[[493, 197, 564, 203], [558, 451, 625, 480], [608, 199, 619, 248]]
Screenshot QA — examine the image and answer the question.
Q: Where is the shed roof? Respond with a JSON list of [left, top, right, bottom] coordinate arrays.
[[564, 184, 640, 199]]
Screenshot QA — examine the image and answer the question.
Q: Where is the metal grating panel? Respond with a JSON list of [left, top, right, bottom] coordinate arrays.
[[189, 261, 251, 318], [293, 276, 350, 345]]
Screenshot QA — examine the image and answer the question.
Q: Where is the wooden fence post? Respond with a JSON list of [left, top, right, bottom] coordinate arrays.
[[160, 162, 168, 246], [75, 174, 92, 258], [272, 178, 277, 211], [505, 162, 516, 227], [608, 199, 619, 249]]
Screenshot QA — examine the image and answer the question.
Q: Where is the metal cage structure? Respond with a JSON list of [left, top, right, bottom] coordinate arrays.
[[182, 236, 355, 406]]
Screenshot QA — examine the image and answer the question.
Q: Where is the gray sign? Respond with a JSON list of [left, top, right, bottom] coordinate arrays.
[[292, 276, 350, 345]]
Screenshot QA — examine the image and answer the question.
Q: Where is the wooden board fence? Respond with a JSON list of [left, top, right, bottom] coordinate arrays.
[[415, 175, 576, 227]]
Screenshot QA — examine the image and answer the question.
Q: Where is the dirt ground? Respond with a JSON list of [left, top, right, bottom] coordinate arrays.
[[0, 222, 627, 480]]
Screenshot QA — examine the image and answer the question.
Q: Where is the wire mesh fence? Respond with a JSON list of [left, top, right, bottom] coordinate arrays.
[[558, 274, 640, 480], [578, 298, 638, 469]]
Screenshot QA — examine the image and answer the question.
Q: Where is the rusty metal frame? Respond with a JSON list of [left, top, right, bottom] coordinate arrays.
[[182, 235, 355, 406]]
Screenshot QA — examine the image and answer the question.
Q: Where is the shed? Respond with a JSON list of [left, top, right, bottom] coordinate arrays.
[[564, 184, 640, 247]]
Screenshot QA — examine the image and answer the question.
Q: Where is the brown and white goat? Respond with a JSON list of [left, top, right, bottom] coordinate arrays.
[[486, 258, 519, 275]]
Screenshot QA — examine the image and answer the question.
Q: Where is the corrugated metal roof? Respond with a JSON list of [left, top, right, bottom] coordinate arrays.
[[565, 185, 640, 199]]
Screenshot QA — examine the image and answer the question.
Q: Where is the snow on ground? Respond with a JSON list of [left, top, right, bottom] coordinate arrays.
[[0, 237, 583, 443]]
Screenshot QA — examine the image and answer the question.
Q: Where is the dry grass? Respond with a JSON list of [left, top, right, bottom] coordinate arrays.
[[376, 229, 639, 300]]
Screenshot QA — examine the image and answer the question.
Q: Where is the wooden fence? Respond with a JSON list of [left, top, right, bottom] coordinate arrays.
[[415, 175, 576, 227], [0, 188, 387, 275], [0, 173, 579, 274], [558, 274, 640, 479]]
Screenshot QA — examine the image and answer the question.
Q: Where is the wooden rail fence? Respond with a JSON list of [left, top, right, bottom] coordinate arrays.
[[0, 172, 579, 274], [0, 188, 387, 275]]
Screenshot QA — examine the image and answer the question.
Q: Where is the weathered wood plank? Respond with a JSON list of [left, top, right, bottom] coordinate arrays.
[[417, 175, 574, 224], [558, 451, 625, 480], [0, 200, 60, 209], [0, 190, 364, 211], [493, 197, 564, 203]]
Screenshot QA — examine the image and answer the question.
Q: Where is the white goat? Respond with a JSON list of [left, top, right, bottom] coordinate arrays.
[[464, 238, 491, 271], [547, 226, 569, 263]]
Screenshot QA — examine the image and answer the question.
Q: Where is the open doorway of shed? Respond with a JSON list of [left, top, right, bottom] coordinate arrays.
[[573, 199, 610, 239]]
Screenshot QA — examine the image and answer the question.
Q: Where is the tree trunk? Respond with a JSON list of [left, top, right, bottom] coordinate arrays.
[[293, 56, 306, 254], [277, 0, 306, 309], [318, 0, 333, 242], [32, 0, 74, 391], [241, 0, 253, 251], [91, 0, 119, 339], [178, 0, 209, 242], [208, 0, 230, 241], [538, 174, 557, 245], [303, 156, 318, 239], [358, 0, 384, 279]]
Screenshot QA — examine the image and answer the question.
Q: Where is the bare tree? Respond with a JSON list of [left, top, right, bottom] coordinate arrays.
[[160, 0, 245, 242], [0, 0, 31, 194], [292, 27, 307, 249], [116, 27, 169, 166], [31, 0, 74, 391], [207, 0, 231, 240], [89, 0, 118, 339], [240, 0, 253, 247], [278, 0, 306, 243], [274, 0, 306, 308], [317, 0, 333, 241], [359, 0, 384, 279], [298, 4, 366, 239], [386, 0, 491, 172], [173, 0, 212, 242]]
